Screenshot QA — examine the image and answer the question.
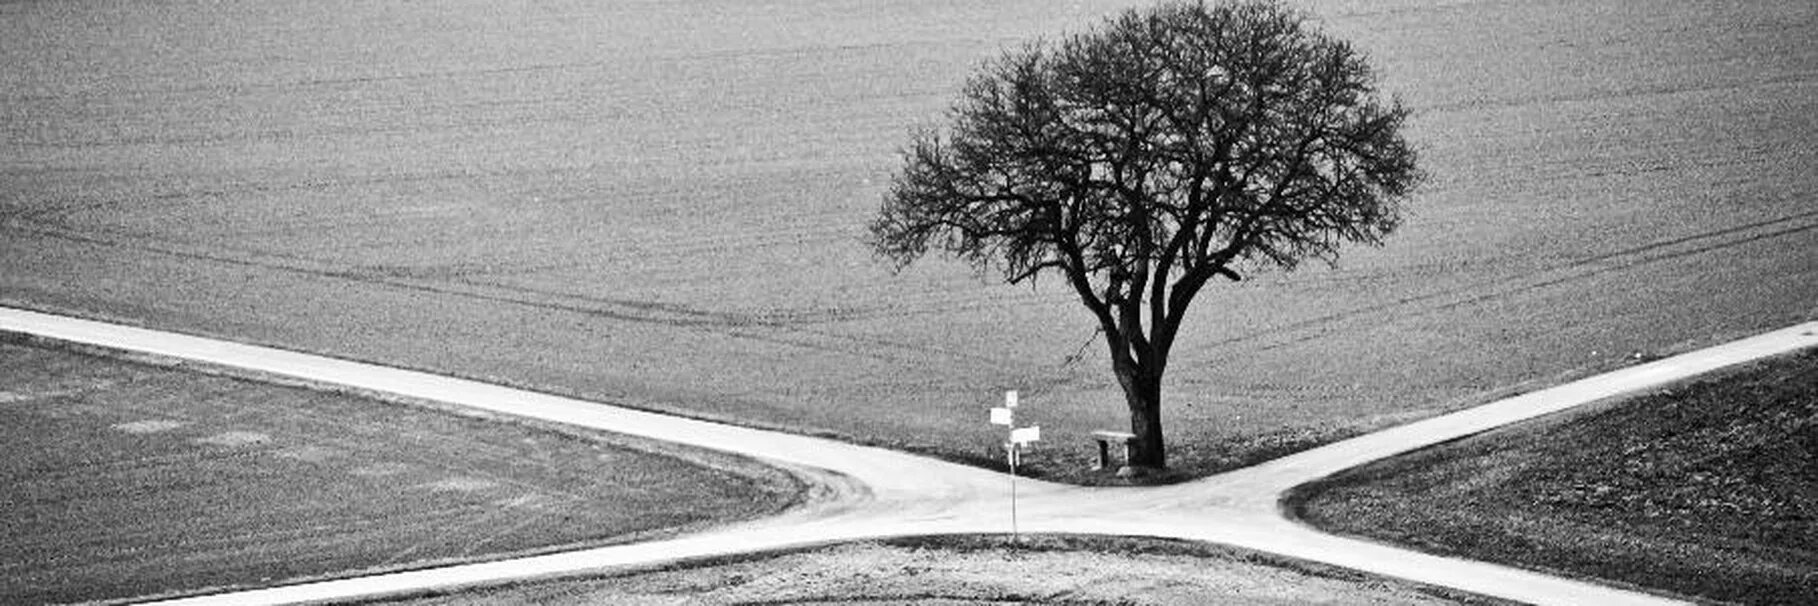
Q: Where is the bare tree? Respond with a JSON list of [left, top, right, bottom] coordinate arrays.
[[869, 0, 1422, 471]]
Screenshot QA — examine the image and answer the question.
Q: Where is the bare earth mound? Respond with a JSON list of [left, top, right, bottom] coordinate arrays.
[[0, 335, 798, 605], [384, 536, 1514, 606]]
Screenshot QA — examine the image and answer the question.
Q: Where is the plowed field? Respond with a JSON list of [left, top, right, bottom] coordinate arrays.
[[4, 0, 1814, 475]]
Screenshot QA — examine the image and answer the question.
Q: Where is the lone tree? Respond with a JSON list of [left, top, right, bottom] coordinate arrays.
[[869, 0, 1421, 470]]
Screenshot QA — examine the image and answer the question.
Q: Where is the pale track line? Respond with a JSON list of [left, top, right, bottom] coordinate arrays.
[[4, 306, 1813, 605]]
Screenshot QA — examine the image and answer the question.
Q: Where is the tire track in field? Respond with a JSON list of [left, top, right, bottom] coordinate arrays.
[[2, 216, 1032, 373], [1185, 209, 1818, 360], [22, 201, 1810, 383], [6, 151, 1036, 352]]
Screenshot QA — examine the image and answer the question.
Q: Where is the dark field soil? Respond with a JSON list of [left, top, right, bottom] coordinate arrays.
[[0, 336, 797, 605], [3, 1, 1815, 478], [1291, 349, 1818, 605]]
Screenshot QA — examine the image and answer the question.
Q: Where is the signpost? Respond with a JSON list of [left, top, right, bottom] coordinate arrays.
[[992, 390, 1039, 542]]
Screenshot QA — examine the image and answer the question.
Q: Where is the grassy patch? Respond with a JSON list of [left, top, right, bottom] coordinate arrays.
[[380, 534, 1516, 606], [1289, 349, 1818, 604], [0, 336, 799, 605]]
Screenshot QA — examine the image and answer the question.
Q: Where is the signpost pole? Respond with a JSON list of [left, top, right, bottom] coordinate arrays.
[[1007, 441, 1019, 544], [992, 390, 1039, 546]]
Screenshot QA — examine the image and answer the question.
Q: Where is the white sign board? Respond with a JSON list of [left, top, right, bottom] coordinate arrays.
[[1005, 390, 1018, 408], [990, 407, 1013, 426], [1010, 425, 1041, 445]]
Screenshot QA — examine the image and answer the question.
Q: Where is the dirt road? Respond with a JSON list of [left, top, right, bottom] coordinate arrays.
[[9, 307, 1814, 605], [5, 0, 1814, 602]]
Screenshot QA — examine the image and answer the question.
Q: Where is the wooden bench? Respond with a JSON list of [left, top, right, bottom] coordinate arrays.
[[1090, 430, 1137, 470]]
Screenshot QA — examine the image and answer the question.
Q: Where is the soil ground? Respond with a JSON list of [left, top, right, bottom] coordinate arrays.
[[0, 335, 797, 605], [1290, 349, 1818, 605], [377, 535, 1515, 606], [5, 0, 1814, 481]]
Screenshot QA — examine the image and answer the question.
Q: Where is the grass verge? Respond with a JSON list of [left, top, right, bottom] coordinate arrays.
[[0, 332, 800, 605], [1288, 349, 1818, 604], [374, 534, 1517, 605]]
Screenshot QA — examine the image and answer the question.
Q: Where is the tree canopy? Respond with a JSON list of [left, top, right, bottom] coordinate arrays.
[[869, 0, 1422, 471]]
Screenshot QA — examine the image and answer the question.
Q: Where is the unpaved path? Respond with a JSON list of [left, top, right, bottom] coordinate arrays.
[[5, 306, 1814, 605]]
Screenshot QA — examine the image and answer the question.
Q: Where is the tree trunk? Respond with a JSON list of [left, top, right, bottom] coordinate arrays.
[[1119, 369, 1166, 470]]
